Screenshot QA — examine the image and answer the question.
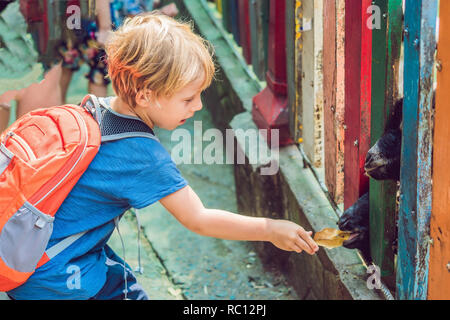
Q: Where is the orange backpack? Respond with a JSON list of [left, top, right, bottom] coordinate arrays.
[[0, 95, 156, 291]]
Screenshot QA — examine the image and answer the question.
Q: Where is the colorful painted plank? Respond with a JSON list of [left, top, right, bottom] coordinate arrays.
[[323, 0, 345, 205], [344, 0, 368, 209], [369, 0, 402, 282], [428, 0, 450, 300], [335, 0, 345, 204], [312, 0, 323, 167], [221, 0, 232, 33], [216, 0, 222, 14], [286, 0, 299, 142], [249, 0, 269, 81], [252, 0, 293, 147], [397, 0, 437, 300], [300, 0, 323, 168], [230, 0, 240, 45], [323, 0, 337, 199], [238, 0, 251, 64]]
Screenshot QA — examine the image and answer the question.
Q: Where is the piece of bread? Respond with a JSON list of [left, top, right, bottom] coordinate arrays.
[[313, 228, 352, 249]]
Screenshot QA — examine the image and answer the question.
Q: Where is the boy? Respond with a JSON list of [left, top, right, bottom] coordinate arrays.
[[7, 12, 318, 300]]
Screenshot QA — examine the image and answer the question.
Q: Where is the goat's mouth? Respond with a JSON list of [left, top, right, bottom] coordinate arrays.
[[364, 163, 382, 173], [342, 232, 362, 247], [364, 164, 386, 180], [364, 170, 374, 179]]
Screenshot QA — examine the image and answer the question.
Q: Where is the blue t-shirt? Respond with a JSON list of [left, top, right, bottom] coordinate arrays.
[[8, 112, 187, 300]]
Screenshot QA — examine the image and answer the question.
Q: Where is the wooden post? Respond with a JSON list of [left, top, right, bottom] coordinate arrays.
[[286, 0, 300, 142], [238, 0, 251, 64], [216, 0, 222, 14], [369, 0, 402, 283], [230, 0, 240, 45], [335, 0, 345, 203], [397, 0, 437, 300], [344, 0, 371, 209], [323, 0, 337, 198], [428, 0, 450, 300], [299, 0, 324, 168], [221, 0, 232, 33], [323, 0, 345, 204], [252, 0, 293, 147]]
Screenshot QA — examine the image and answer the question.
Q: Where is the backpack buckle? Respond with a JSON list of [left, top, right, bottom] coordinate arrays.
[[80, 94, 102, 125], [35, 216, 47, 229], [1, 131, 14, 145]]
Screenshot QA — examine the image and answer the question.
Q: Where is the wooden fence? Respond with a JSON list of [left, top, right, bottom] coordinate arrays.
[[205, 0, 448, 300]]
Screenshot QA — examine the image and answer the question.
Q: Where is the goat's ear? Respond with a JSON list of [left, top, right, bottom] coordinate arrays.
[[385, 98, 404, 131]]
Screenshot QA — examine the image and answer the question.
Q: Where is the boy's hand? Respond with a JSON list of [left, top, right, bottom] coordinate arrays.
[[267, 219, 319, 255]]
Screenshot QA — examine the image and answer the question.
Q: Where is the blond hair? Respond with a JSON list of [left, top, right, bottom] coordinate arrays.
[[105, 12, 215, 108]]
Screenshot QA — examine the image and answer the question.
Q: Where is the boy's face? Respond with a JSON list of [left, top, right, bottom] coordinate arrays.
[[142, 76, 205, 130]]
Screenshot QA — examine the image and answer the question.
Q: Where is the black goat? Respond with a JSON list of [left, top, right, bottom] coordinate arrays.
[[364, 99, 403, 181], [338, 192, 371, 260], [338, 99, 403, 260]]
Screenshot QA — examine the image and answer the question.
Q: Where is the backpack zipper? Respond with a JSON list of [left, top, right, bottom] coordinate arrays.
[[8, 132, 37, 161], [29, 109, 90, 207]]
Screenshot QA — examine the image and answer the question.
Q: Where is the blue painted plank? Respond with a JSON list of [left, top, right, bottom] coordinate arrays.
[[397, 0, 420, 300], [230, 0, 240, 45], [397, 0, 437, 300], [414, 0, 437, 300]]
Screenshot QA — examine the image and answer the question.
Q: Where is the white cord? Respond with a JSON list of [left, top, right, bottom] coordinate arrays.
[[114, 216, 128, 300], [131, 209, 144, 274]]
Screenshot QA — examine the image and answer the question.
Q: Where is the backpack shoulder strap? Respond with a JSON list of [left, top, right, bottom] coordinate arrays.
[[81, 95, 159, 143], [41, 96, 160, 265]]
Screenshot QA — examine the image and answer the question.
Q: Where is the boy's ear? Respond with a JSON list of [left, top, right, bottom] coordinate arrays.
[[135, 90, 153, 108]]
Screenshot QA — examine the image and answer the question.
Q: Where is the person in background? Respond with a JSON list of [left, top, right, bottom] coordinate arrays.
[[0, 0, 67, 131], [59, 0, 179, 103]]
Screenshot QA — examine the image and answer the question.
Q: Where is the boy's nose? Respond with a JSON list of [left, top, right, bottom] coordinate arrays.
[[192, 102, 203, 112]]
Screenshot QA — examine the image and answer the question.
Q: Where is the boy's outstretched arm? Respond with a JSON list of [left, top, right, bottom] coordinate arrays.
[[159, 185, 319, 255]]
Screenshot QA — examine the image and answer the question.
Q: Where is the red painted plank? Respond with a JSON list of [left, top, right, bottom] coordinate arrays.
[[359, 0, 372, 188], [344, 0, 361, 210], [344, 0, 371, 209]]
